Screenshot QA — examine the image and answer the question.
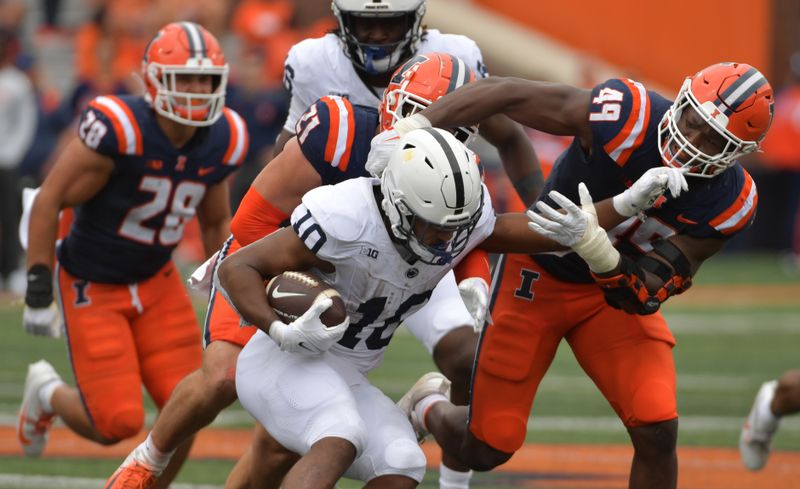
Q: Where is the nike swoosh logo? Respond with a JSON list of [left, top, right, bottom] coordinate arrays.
[[297, 342, 314, 352], [676, 214, 698, 225], [271, 286, 306, 300], [198, 167, 215, 176]]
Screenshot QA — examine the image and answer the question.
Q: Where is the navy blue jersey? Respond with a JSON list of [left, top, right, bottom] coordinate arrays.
[[295, 95, 378, 184], [58, 95, 248, 283], [533, 79, 758, 283]]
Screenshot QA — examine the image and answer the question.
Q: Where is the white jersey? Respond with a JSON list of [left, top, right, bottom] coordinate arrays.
[[282, 30, 486, 132], [290, 177, 496, 372]]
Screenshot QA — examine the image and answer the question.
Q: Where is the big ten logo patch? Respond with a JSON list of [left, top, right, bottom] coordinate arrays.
[[514, 269, 540, 301], [360, 246, 379, 260]]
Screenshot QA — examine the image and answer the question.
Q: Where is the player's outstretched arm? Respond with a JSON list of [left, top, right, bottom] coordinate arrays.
[[478, 196, 624, 255], [479, 114, 544, 206], [414, 76, 593, 142]]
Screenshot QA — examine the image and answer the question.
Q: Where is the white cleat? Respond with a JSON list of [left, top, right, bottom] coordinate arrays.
[[17, 360, 61, 457], [740, 380, 780, 471], [397, 372, 451, 442]]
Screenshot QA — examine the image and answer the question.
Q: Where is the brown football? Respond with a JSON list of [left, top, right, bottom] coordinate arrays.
[[265, 271, 347, 327]]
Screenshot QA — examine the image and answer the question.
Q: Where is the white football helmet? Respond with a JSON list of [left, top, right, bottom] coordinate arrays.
[[332, 0, 426, 75], [381, 128, 483, 265]]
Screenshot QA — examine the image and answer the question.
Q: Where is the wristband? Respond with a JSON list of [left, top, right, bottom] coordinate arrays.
[[25, 264, 53, 308], [572, 227, 621, 274]]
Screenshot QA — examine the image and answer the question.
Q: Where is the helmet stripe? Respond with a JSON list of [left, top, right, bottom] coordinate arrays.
[[181, 22, 207, 59], [423, 128, 465, 212], [446, 54, 461, 94], [719, 67, 767, 112]]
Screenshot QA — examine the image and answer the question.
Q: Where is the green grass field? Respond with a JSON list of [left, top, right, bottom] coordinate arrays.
[[1, 252, 799, 487]]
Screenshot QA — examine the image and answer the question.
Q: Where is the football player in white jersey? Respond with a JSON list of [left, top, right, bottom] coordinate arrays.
[[281, 6, 543, 481], [275, 0, 544, 208], [218, 128, 686, 489]]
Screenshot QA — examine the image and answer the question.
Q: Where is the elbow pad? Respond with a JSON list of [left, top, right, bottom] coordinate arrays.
[[591, 239, 693, 315]]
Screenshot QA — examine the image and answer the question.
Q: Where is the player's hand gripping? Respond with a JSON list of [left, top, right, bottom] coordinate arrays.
[[613, 167, 689, 217], [366, 129, 401, 177], [527, 183, 620, 274], [458, 277, 491, 333], [366, 114, 433, 177], [23, 264, 63, 338], [268, 298, 350, 355]]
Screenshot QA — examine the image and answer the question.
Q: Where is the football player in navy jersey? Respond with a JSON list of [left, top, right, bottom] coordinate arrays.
[[17, 22, 247, 488], [104, 52, 503, 489], [386, 62, 774, 489]]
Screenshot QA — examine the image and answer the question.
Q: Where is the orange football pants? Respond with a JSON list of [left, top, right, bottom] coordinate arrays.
[[57, 261, 202, 441], [469, 253, 678, 454]]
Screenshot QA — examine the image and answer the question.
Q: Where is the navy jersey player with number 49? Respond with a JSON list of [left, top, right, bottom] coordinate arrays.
[[17, 22, 246, 488], [386, 62, 773, 489]]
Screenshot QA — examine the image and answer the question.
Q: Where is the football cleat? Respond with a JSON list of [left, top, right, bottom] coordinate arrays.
[[396, 371, 451, 442], [740, 380, 780, 471], [17, 359, 60, 457], [103, 455, 158, 489]]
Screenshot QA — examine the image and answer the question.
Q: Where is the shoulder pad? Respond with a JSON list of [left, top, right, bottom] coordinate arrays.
[[219, 107, 249, 167], [589, 78, 653, 166], [297, 96, 357, 172], [708, 166, 758, 237], [81, 95, 143, 156], [300, 179, 371, 242]]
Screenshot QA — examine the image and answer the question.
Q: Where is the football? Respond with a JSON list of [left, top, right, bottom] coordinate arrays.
[[265, 271, 347, 327]]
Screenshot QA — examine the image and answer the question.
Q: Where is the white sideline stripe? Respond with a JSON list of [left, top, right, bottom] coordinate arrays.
[[665, 312, 800, 334], [0, 474, 220, 489], [528, 415, 800, 432], [1, 411, 797, 434]]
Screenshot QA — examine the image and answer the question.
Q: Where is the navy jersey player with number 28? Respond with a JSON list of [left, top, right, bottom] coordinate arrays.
[[17, 21, 247, 488]]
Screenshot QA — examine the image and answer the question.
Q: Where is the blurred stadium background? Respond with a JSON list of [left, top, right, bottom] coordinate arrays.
[[0, 0, 799, 487]]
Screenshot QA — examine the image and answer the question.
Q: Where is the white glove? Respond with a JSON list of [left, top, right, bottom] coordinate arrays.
[[528, 183, 620, 273], [393, 113, 432, 136], [612, 167, 688, 217], [365, 129, 401, 177], [458, 277, 491, 333], [187, 251, 219, 295], [268, 297, 350, 355], [23, 302, 63, 338]]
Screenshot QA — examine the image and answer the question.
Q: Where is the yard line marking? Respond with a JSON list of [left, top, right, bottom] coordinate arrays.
[[0, 474, 220, 489]]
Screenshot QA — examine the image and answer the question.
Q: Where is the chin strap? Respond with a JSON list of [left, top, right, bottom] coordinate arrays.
[[591, 239, 693, 315]]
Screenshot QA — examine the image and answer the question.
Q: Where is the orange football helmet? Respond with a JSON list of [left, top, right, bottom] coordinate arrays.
[[658, 62, 774, 177], [142, 22, 229, 127], [380, 52, 478, 144]]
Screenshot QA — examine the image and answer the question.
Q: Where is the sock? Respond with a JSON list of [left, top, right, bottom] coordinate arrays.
[[38, 379, 64, 414], [133, 433, 175, 474], [439, 463, 473, 489], [414, 393, 448, 431]]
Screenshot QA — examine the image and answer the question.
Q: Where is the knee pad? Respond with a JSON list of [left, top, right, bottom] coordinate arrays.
[[95, 405, 144, 441], [384, 438, 426, 472], [380, 439, 426, 482], [473, 412, 526, 455], [628, 380, 677, 426]]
